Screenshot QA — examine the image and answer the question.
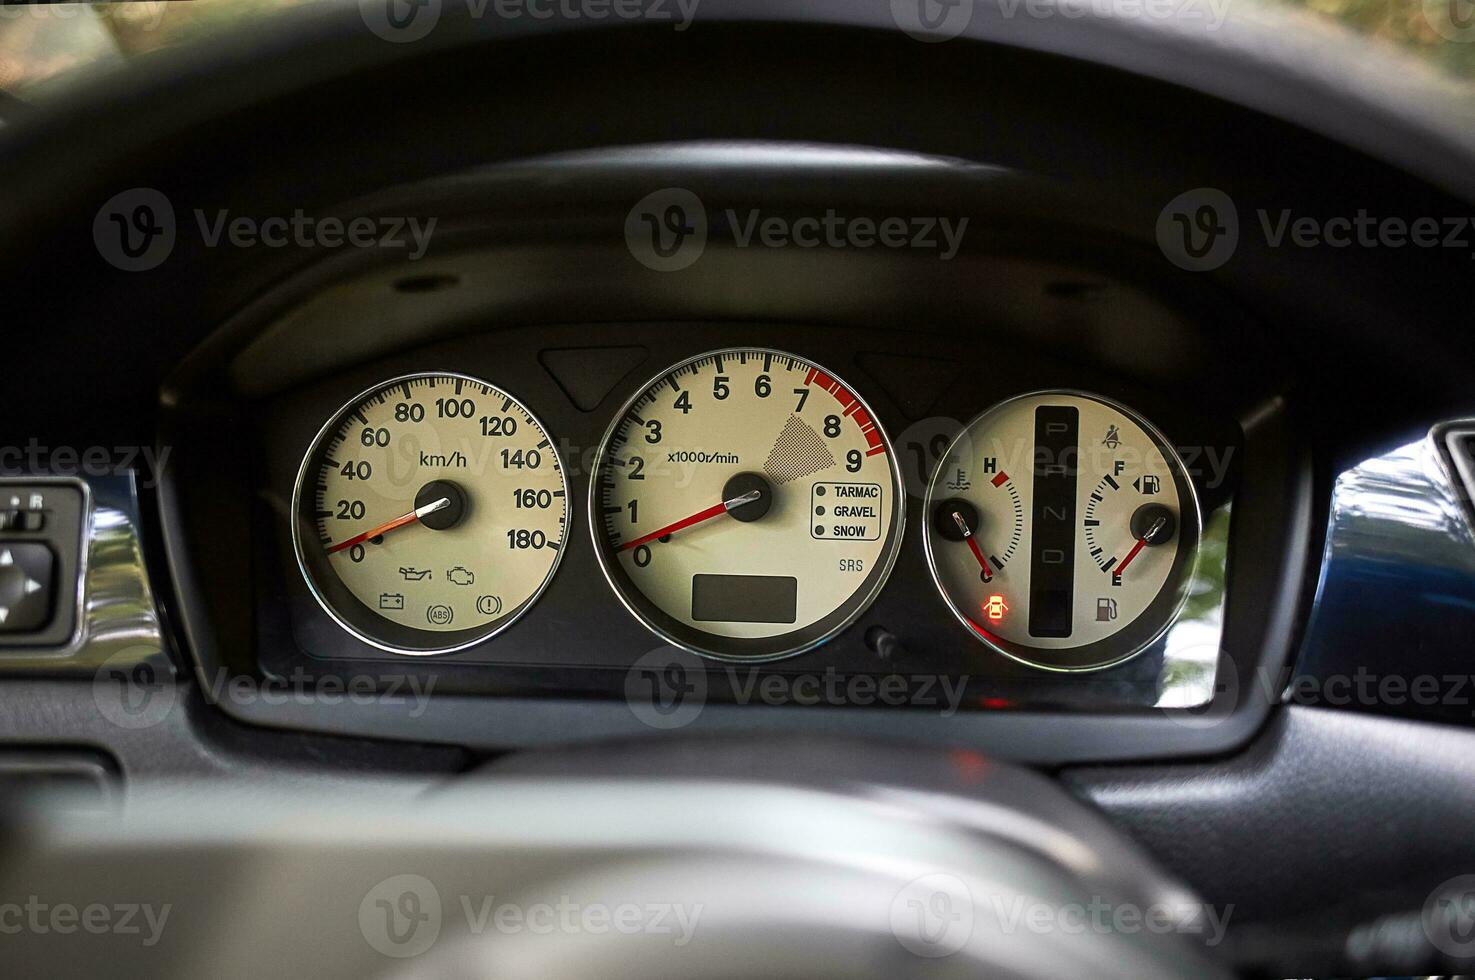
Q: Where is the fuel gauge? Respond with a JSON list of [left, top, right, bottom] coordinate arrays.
[[923, 391, 1201, 671]]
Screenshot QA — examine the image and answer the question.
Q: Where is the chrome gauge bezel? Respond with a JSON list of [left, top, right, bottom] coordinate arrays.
[[587, 347, 907, 663], [290, 370, 571, 657], [922, 389, 1203, 672]]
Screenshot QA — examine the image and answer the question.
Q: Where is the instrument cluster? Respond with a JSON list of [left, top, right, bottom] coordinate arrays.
[[286, 345, 1216, 678]]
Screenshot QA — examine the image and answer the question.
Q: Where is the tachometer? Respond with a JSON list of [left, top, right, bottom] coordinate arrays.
[[589, 348, 904, 662], [291, 372, 569, 655], [923, 390, 1200, 671]]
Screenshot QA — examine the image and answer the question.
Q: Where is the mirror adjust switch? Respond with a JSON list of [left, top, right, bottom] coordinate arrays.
[[0, 510, 44, 533], [0, 543, 55, 632]]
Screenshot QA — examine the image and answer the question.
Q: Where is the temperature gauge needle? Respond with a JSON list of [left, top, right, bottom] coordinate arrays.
[[950, 510, 992, 583], [327, 496, 450, 555], [617, 489, 762, 553], [1113, 516, 1168, 576]]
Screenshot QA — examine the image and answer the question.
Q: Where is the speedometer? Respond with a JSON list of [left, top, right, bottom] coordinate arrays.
[[291, 372, 569, 655], [589, 348, 905, 662]]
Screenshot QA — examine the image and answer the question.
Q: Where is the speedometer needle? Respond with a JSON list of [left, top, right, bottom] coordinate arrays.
[[327, 497, 450, 555], [950, 509, 992, 583], [617, 489, 762, 553]]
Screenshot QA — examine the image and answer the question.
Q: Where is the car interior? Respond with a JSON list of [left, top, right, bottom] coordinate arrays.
[[1, 1, 1474, 977]]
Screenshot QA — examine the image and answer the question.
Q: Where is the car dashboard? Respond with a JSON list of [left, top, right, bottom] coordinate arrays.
[[1, 9, 1474, 975], [54, 145, 1298, 762]]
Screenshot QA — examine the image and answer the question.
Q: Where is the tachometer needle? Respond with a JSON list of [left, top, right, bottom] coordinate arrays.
[[327, 497, 450, 555], [950, 509, 992, 583], [617, 489, 762, 553], [1113, 516, 1167, 576]]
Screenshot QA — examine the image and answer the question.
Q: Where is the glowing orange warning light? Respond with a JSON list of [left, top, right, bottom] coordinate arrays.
[[984, 594, 1008, 622]]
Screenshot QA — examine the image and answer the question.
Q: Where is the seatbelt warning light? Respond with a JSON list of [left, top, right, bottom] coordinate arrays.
[[984, 594, 1008, 622]]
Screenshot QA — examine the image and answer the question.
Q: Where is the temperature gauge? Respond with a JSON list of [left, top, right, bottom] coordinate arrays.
[[923, 391, 1200, 671]]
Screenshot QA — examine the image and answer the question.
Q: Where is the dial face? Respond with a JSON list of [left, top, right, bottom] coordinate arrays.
[[589, 348, 905, 661], [292, 372, 569, 655], [923, 391, 1200, 671]]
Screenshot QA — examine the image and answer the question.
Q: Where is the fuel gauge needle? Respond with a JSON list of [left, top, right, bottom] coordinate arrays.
[[327, 496, 450, 555], [617, 489, 762, 553], [1113, 516, 1167, 577], [951, 510, 992, 583]]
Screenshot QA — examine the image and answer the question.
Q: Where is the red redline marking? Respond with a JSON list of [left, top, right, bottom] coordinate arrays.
[[803, 369, 888, 455], [991, 471, 1010, 487], [808, 368, 837, 391]]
